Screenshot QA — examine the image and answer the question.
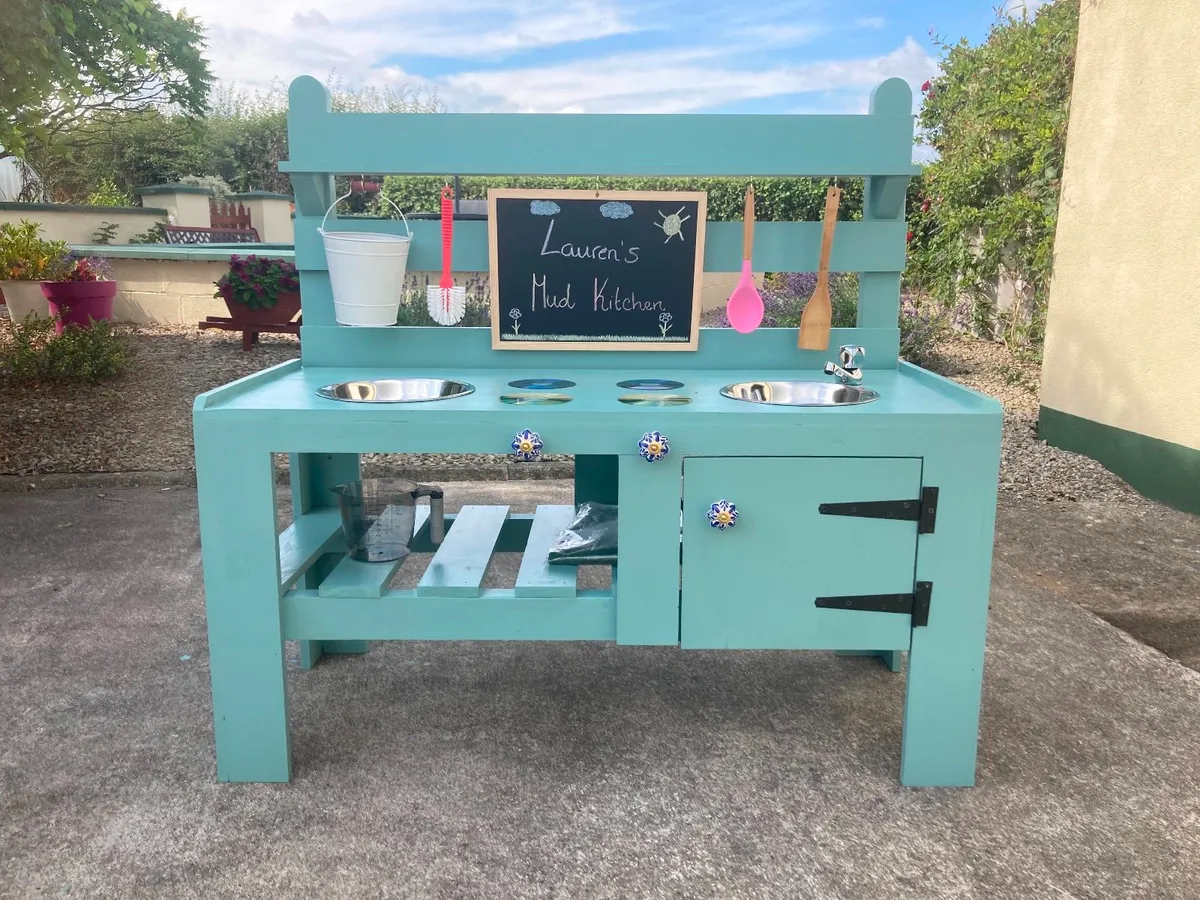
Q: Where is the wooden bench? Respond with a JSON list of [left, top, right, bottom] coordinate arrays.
[[163, 224, 261, 244]]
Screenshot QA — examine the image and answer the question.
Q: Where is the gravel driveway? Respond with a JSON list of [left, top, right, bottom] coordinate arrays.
[[0, 320, 1148, 506]]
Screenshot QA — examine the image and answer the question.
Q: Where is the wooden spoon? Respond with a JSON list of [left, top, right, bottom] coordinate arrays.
[[797, 185, 843, 350], [725, 185, 764, 333]]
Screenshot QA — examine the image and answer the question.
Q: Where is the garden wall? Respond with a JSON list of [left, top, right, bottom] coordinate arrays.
[[0, 202, 167, 245]]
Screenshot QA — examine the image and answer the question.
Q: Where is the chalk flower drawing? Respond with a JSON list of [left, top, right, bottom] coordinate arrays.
[[658, 311, 673, 337], [655, 207, 691, 243], [509, 308, 522, 335], [599, 201, 634, 220], [530, 200, 561, 216]]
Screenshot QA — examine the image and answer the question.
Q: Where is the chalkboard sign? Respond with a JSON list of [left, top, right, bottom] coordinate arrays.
[[488, 189, 707, 350]]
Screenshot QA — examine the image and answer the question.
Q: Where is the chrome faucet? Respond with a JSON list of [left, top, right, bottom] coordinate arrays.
[[823, 345, 865, 385]]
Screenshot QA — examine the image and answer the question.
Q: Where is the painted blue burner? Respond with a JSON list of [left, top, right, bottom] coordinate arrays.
[[616, 379, 685, 391], [508, 378, 577, 390]]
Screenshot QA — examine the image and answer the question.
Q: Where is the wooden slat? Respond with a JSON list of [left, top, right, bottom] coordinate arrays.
[[318, 507, 429, 599], [282, 76, 917, 177], [282, 589, 616, 641], [297, 323, 901, 371], [416, 505, 509, 598], [278, 508, 343, 593], [292, 218, 907, 276], [515, 505, 579, 599]]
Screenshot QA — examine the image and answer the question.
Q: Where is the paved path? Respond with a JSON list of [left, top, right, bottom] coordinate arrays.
[[1, 483, 1198, 899]]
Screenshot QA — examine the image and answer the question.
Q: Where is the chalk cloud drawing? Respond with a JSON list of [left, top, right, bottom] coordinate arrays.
[[655, 207, 691, 243], [530, 200, 561, 216], [599, 201, 634, 220]]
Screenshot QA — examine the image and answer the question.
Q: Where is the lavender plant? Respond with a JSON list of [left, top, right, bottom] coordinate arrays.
[[395, 273, 491, 327], [700, 272, 858, 329], [701, 272, 944, 366]]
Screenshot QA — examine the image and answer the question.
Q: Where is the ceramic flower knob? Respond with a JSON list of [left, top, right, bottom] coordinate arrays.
[[707, 500, 738, 530], [638, 431, 670, 463], [512, 429, 543, 462]]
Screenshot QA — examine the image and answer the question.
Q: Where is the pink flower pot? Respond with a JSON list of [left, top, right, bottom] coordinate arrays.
[[40, 281, 118, 333]]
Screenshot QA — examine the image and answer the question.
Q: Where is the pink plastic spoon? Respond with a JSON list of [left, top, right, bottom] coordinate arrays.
[[726, 185, 763, 333]]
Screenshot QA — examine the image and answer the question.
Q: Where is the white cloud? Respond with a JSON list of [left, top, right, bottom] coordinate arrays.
[[443, 37, 937, 113], [168, 0, 634, 92], [856, 16, 886, 29], [168, 0, 937, 115]]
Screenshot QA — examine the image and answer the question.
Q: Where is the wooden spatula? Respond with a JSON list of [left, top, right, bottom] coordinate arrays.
[[797, 185, 843, 350]]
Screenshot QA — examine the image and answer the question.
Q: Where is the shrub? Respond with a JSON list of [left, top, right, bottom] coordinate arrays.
[[86, 178, 134, 207], [91, 222, 120, 244], [380, 176, 864, 223], [180, 174, 232, 199], [700, 272, 859, 328], [1, 314, 136, 384], [0, 220, 69, 281], [128, 223, 167, 244], [907, 1, 1079, 352]]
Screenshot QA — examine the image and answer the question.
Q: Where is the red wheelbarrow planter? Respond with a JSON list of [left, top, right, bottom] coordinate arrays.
[[202, 255, 303, 350]]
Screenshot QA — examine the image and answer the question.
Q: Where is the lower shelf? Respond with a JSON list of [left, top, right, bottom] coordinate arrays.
[[280, 502, 616, 640], [282, 589, 616, 641]]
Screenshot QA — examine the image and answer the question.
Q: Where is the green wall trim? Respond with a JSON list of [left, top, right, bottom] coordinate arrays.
[[68, 243, 294, 262], [135, 183, 213, 196], [1038, 406, 1200, 515], [0, 201, 166, 215]]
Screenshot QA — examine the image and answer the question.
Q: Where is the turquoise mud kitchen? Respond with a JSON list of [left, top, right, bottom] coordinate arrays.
[[193, 75, 1002, 787]]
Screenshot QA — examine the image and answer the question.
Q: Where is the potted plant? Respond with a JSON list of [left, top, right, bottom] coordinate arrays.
[[0, 220, 67, 322], [213, 254, 301, 325], [40, 252, 119, 332]]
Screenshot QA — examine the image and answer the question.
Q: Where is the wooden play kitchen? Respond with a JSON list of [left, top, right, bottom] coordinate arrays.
[[194, 76, 1002, 787]]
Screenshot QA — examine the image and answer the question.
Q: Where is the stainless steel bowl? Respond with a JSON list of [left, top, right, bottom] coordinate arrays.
[[719, 380, 879, 407], [317, 378, 475, 403]]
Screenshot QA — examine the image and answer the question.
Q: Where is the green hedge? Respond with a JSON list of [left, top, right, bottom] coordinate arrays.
[[379, 176, 865, 222]]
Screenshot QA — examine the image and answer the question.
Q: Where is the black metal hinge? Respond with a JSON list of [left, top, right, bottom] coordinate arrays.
[[817, 486, 939, 534], [814, 581, 933, 627]]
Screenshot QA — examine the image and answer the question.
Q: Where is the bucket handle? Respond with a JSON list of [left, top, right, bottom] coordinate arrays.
[[320, 188, 412, 239]]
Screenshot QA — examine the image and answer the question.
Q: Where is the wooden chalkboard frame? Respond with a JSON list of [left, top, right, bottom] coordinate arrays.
[[488, 188, 708, 351]]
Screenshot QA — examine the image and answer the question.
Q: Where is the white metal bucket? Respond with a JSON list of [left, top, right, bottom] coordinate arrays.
[[319, 192, 412, 327]]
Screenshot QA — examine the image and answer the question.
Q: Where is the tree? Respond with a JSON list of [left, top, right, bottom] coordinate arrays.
[[0, 0, 212, 159], [906, 0, 1079, 352]]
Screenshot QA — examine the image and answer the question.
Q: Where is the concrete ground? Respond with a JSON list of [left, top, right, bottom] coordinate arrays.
[[2, 482, 1199, 899]]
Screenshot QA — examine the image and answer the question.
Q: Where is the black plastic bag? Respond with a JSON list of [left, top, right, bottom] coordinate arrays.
[[547, 502, 618, 566]]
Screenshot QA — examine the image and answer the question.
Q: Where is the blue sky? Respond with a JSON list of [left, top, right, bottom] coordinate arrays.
[[170, 0, 1046, 114]]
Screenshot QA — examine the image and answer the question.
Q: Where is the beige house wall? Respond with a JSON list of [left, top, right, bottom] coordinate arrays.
[[0, 206, 168, 245], [1040, 0, 1200, 450]]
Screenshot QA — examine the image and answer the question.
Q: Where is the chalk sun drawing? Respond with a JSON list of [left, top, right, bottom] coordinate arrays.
[[655, 207, 691, 243], [530, 200, 561, 216], [599, 201, 634, 220]]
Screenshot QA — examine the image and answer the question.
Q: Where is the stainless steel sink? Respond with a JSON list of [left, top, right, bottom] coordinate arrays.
[[720, 380, 879, 407], [317, 378, 475, 403]]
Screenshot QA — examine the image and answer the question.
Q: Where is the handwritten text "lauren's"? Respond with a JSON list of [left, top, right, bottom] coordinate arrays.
[[540, 219, 640, 264]]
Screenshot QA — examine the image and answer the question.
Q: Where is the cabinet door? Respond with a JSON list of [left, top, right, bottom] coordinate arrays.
[[681, 457, 922, 650]]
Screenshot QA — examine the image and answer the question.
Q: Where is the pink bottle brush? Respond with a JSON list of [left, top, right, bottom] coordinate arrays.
[[426, 185, 466, 325]]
